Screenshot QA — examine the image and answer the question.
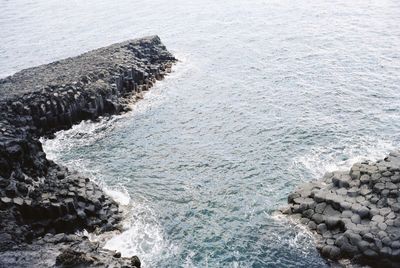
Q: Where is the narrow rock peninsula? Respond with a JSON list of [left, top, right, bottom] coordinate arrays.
[[0, 36, 176, 267], [281, 152, 400, 267]]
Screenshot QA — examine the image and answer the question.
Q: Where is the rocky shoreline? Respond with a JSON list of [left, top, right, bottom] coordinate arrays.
[[281, 152, 400, 267], [0, 35, 176, 267]]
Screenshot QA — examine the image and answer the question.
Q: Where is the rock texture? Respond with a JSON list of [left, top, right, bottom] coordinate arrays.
[[0, 35, 175, 267], [282, 152, 400, 267]]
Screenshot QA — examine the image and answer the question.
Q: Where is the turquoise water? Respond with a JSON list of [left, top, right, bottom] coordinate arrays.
[[2, 0, 400, 267]]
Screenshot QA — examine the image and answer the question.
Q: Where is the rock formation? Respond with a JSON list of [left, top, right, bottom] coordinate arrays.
[[0, 35, 176, 267], [282, 152, 400, 267]]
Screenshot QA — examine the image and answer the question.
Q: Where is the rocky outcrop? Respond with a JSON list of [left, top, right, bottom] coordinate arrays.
[[0, 35, 176, 266], [281, 152, 400, 267], [0, 233, 141, 268]]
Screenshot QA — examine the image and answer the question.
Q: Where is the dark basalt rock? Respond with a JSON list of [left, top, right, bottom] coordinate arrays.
[[0, 35, 176, 267], [281, 151, 400, 267], [56, 248, 96, 267]]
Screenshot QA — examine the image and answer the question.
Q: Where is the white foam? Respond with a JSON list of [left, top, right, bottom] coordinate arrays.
[[182, 251, 195, 268], [103, 186, 131, 206], [40, 116, 122, 161], [292, 136, 396, 181], [271, 213, 317, 255], [124, 54, 193, 116], [103, 200, 177, 267]]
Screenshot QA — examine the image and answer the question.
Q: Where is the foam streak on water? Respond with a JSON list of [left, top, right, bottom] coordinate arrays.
[[4, 0, 400, 267]]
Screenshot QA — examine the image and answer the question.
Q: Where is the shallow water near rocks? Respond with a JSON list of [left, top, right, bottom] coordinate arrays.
[[2, 0, 400, 267]]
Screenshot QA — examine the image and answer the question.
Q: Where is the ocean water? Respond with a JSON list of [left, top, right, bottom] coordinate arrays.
[[2, 0, 400, 267]]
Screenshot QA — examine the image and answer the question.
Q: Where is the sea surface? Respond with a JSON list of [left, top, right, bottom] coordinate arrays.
[[2, 0, 400, 267]]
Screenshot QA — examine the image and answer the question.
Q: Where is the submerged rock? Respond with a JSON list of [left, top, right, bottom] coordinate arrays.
[[283, 152, 400, 267]]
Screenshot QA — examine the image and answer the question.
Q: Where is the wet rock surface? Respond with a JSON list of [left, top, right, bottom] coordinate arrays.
[[0, 35, 175, 267], [282, 152, 400, 267]]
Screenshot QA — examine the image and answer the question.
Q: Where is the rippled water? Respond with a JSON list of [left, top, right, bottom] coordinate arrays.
[[2, 0, 400, 267]]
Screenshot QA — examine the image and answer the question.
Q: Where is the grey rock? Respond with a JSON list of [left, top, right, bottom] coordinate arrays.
[[334, 235, 347, 247], [363, 249, 378, 258], [341, 201, 353, 210], [382, 171, 393, 177], [351, 214, 361, 224], [315, 202, 327, 214], [1, 197, 12, 204], [323, 205, 341, 217], [347, 187, 359, 197], [386, 182, 397, 190], [313, 191, 326, 203], [312, 213, 324, 224], [355, 206, 370, 218], [382, 236, 392, 246], [359, 187, 372, 196], [317, 223, 328, 235], [325, 217, 341, 229], [378, 231, 388, 239], [381, 246, 392, 256], [308, 221, 317, 230], [341, 210, 353, 218], [355, 196, 366, 203], [387, 211, 396, 219], [336, 188, 347, 196], [280, 206, 292, 215], [357, 240, 370, 251], [378, 222, 388, 230], [321, 245, 340, 260], [288, 193, 301, 203], [302, 209, 314, 219], [340, 242, 358, 256], [293, 197, 315, 209], [391, 174, 400, 183], [345, 231, 362, 245], [372, 215, 384, 223], [374, 238, 383, 250], [373, 183, 385, 193], [371, 173, 382, 182], [392, 249, 400, 258], [379, 207, 391, 216], [326, 239, 335, 245], [360, 174, 370, 184], [392, 240, 400, 249], [300, 217, 309, 225], [350, 170, 361, 180]]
